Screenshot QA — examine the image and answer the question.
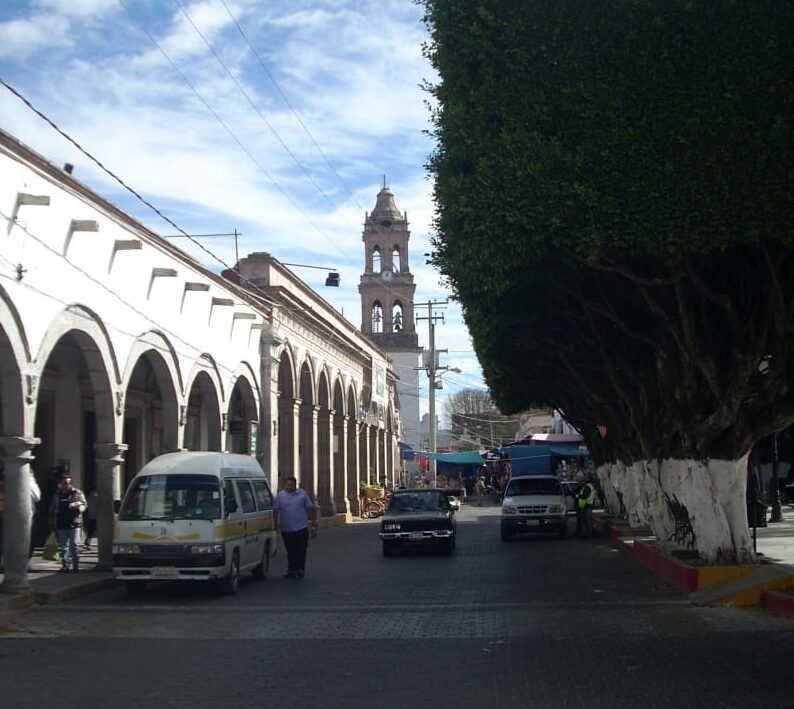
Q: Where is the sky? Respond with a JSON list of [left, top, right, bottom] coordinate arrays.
[[0, 0, 495, 428]]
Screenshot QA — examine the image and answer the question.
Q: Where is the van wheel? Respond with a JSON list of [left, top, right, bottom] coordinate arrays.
[[221, 550, 240, 595], [501, 526, 513, 542], [252, 542, 270, 580], [126, 581, 147, 597]]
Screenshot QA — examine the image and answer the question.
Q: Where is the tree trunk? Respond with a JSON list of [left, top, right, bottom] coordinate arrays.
[[601, 455, 754, 564]]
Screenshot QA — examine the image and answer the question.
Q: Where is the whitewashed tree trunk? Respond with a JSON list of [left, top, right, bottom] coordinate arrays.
[[597, 463, 622, 517], [637, 459, 675, 541], [602, 455, 753, 564], [706, 456, 753, 564], [621, 461, 647, 528]]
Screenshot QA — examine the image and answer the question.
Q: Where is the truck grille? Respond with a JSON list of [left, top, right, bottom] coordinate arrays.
[[516, 505, 547, 514]]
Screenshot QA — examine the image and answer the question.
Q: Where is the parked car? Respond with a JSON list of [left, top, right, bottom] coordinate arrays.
[[500, 475, 568, 541], [379, 488, 457, 556]]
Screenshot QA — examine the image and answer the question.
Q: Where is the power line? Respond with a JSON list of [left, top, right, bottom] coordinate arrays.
[[217, 0, 366, 213], [115, 0, 343, 258], [173, 0, 359, 249]]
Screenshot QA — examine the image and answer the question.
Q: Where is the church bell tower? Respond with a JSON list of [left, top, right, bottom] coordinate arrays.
[[359, 183, 422, 449]]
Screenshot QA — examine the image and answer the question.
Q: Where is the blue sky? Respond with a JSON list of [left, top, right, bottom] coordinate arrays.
[[0, 0, 488, 424]]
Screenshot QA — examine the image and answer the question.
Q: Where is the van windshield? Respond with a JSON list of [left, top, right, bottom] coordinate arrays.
[[119, 475, 221, 521], [506, 478, 562, 496]]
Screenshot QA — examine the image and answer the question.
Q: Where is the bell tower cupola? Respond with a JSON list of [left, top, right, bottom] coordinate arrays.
[[359, 182, 419, 350]]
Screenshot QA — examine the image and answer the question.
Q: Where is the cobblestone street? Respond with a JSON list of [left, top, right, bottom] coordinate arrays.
[[2, 504, 793, 708]]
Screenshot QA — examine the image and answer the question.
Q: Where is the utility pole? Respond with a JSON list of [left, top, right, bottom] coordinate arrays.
[[416, 300, 448, 484]]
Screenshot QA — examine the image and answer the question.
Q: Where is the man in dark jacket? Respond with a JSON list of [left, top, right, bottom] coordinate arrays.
[[50, 474, 87, 572]]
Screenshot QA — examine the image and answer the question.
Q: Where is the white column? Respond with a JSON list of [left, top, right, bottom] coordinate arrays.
[[94, 442, 127, 570], [0, 436, 40, 594]]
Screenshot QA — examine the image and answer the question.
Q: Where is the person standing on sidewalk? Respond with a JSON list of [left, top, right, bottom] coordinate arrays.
[[273, 476, 317, 579], [575, 472, 596, 538], [49, 474, 86, 572]]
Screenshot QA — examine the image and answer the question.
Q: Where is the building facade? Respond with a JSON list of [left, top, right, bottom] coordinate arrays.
[[0, 130, 400, 593]]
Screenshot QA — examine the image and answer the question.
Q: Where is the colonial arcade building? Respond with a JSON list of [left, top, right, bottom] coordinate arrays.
[[0, 130, 401, 593]]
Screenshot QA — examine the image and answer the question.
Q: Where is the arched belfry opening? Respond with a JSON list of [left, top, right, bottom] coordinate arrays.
[[371, 246, 381, 273], [392, 302, 404, 332], [371, 301, 383, 334], [392, 247, 401, 273]]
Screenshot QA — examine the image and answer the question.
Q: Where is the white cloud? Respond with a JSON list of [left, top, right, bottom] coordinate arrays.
[[0, 0, 484, 410], [0, 14, 71, 58]]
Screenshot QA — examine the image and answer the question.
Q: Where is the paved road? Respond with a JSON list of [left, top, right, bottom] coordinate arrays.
[[1, 504, 793, 708]]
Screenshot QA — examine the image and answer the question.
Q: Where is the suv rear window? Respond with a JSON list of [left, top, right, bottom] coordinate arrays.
[[505, 478, 562, 496]]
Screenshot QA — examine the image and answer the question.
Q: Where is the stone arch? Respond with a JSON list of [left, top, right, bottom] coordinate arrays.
[[371, 245, 382, 272], [183, 356, 223, 451], [277, 346, 297, 481], [226, 364, 259, 455], [120, 331, 181, 485], [332, 377, 346, 514], [391, 245, 401, 272], [346, 384, 359, 512], [32, 307, 118, 549], [0, 286, 30, 437], [298, 358, 316, 496], [317, 369, 333, 515], [34, 304, 120, 448]]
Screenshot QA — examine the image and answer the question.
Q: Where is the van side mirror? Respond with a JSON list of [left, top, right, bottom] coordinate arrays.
[[225, 499, 238, 515], [113, 500, 121, 514]]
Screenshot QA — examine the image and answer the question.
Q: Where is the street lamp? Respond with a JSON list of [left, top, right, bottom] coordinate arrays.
[[281, 262, 340, 287]]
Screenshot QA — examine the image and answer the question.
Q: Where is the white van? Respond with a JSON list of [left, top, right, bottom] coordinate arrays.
[[112, 452, 276, 596]]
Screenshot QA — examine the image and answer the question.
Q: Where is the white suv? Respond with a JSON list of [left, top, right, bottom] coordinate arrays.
[[500, 475, 569, 541]]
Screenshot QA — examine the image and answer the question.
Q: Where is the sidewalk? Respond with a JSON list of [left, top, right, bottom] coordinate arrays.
[[595, 504, 794, 618], [0, 544, 118, 614]]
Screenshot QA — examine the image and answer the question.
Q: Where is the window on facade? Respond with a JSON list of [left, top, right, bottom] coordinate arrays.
[[372, 246, 382, 272], [372, 302, 383, 333], [392, 247, 401, 272], [392, 302, 404, 332]]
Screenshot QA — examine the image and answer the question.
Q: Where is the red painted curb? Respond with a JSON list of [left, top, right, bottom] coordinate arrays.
[[614, 536, 698, 593], [762, 590, 794, 618]]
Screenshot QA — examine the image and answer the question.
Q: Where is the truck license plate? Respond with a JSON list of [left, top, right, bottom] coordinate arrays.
[[152, 566, 178, 579]]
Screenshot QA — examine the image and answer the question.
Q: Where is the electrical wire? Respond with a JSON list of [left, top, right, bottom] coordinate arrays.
[[217, 0, 366, 213]]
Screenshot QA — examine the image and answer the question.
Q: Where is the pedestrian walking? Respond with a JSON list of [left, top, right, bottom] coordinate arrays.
[[475, 475, 487, 506], [575, 472, 595, 538], [273, 476, 317, 579], [49, 473, 87, 572]]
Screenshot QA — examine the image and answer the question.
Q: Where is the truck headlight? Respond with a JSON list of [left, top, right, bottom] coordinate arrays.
[[112, 544, 140, 554], [548, 504, 564, 514], [502, 506, 517, 515], [189, 544, 224, 554]]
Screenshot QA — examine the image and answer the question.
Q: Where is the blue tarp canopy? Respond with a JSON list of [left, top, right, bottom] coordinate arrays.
[[420, 450, 486, 466], [398, 442, 416, 461], [498, 445, 590, 475]]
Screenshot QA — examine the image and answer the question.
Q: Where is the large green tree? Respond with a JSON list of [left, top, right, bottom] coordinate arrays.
[[423, 0, 794, 561]]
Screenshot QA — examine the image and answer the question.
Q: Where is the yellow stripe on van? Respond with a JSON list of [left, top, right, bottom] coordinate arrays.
[[130, 531, 202, 541]]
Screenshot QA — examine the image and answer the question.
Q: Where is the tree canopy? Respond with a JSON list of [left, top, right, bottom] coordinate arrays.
[[423, 0, 794, 465]]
